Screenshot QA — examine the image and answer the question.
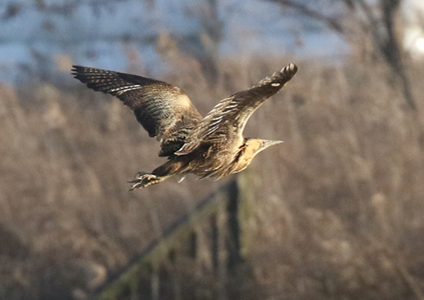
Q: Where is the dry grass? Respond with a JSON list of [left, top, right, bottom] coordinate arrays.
[[237, 57, 424, 299], [0, 47, 423, 299]]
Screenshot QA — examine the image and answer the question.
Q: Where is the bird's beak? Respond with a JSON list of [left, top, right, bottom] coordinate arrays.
[[261, 139, 283, 149]]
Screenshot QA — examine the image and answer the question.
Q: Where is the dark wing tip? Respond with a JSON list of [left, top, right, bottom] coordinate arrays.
[[71, 65, 82, 76], [257, 62, 298, 87], [282, 63, 298, 78], [71, 65, 90, 82]]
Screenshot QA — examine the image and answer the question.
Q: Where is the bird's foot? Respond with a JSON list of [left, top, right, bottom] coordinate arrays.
[[128, 172, 162, 191]]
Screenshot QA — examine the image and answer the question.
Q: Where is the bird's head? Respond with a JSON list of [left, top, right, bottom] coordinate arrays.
[[233, 138, 283, 172], [245, 138, 283, 156]]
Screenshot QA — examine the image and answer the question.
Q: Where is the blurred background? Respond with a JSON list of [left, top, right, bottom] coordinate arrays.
[[1, 0, 424, 299]]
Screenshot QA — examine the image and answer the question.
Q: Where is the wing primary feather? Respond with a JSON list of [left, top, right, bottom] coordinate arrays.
[[176, 63, 298, 156], [72, 65, 203, 157]]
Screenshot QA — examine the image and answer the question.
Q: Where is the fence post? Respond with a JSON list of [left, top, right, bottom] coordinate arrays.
[[226, 178, 243, 271], [91, 179, 245, 300], [151, 266, 160, 300], [210, 214, 220, 272], [188, 231, 197, 260]]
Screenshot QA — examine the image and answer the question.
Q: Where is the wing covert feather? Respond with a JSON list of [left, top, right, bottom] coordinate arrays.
[[71, 65, 203, 156], [176, 63, 298, 155]]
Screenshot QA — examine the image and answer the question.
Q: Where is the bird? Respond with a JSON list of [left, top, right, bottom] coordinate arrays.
[[71, 63, 298, 190]]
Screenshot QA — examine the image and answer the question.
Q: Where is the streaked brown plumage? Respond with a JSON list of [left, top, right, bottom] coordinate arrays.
[[71, 63, 298, 190]]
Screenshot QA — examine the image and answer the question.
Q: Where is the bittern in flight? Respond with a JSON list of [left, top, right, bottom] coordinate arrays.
[[72, 63, 298, 190]]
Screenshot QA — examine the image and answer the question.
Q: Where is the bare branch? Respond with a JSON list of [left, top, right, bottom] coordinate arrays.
[[266, 0, 416, 109], [268, 0, 345, 35]]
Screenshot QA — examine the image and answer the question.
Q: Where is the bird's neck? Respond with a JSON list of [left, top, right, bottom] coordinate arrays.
[[230, 139, 259, 174]]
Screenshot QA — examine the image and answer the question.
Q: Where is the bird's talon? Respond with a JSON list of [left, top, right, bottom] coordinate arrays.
[[127, 173, 159, 190], [127, 178, 141, 184], [134, 172, 147, 179], [129, 182, 142, 191]]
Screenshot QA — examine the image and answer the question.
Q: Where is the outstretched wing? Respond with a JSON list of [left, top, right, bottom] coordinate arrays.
[[176, 63, 298, 155], [71, 66, 203, 157]]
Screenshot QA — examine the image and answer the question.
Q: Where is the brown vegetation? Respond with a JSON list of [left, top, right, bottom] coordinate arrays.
[[0, 44, 424, 299]]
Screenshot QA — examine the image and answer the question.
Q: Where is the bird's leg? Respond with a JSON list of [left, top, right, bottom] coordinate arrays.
[[128, 160, 188, 191], [128, 172, 167, 191]]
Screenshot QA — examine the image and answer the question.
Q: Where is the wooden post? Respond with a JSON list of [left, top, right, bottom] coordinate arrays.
[[210, 214, 219, 272], [188, 231, 197, 260], [151, 266, 160, 300], [91, 180, 240, 300], [226, 179, 243, 271]]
